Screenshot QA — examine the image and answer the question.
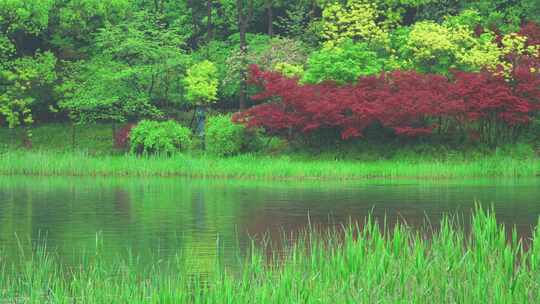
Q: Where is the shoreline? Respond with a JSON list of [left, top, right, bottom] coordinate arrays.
[[1, 151, 538, 180]]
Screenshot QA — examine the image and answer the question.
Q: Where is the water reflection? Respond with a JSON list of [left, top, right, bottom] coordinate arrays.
[[0, 176, 539, 268]]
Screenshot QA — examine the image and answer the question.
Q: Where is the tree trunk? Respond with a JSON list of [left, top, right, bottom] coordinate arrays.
[[266, 0, 274, 36], [22, 125, 32, 149], [207, 0, 213, 43], [71, 123, 76, 151], [187, 0, 199, 49], [9, 127, 14, 147], [112, 121, 117, 149], [237, 0, 253, 111]]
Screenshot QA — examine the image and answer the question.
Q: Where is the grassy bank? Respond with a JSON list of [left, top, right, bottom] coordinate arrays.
[[0, 150, 539, 179], [1, 208, 539, 303], [1, 123, 539, 179], [0, 123, 117, 155]]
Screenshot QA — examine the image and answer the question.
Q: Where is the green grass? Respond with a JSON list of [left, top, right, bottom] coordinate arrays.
[[1, 207, 539, 303], [0, 150, 538, 179], [1, 123, 539, 179], [0, 123, 116, 155]]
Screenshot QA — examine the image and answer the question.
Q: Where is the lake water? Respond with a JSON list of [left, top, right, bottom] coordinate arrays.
[[1, 176, 540, 269]]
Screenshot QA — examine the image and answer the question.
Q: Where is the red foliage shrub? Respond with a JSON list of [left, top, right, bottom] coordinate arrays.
[[512, 56, 540, 111], [449, 71, 531, 125], [520, 22, 540, 47], [234, 65, 540, 144], [115, 123, 136, 149]]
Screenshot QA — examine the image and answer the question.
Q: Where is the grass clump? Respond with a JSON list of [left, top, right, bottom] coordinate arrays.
[[1, 207, 539, 303], [129, 120, 192, 155]]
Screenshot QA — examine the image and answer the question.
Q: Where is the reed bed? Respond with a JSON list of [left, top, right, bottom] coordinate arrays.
[[1, 208, 539, 303], [0, 151, 538, 179]]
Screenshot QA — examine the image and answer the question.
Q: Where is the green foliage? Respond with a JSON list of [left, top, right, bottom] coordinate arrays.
[[401, 18, 502, 74], [216, 34, 270, 98], [49, 0, 131, 54], [129, 120, 192, 155], [58, 57, 162, 124], [274, 62, 304, 78], [0, 35, 14, 60], [375, 0, 435, 26], [276, 2, 320, 45], [0, 52, 56, 128], [522, 0, 540, 24], [0, 0, 54, 35], [320, 0, 389, 47], [302, 40, 385, 84], [184, 60, 218, 105], [415, 0, 462, 22], [442, 9, 482, 29], [462, 0, 523, 33], [58, 11, 191, 123], [206, 115, 245, 156], [222, 35, 309, 97]]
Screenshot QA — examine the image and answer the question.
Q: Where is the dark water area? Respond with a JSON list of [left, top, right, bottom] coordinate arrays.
[[0, 176, 539, 269]]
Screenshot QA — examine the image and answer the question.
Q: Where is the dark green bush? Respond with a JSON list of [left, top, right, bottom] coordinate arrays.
[[205, 115, 245, 156], [129, 120, 191, 155]]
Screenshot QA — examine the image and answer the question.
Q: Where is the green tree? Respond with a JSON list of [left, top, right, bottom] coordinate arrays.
[[58, 11, 191, 144], [221, 35, 309, 99], [0, 0, 54, 35], [48, 0, 131, 58], [0, 51, 57, 147], [184, 60, 219, 105]]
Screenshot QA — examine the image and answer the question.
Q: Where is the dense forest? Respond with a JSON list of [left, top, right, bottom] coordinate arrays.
[[1, 0, 540, 153]]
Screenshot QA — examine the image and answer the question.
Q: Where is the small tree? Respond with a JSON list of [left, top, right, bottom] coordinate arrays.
[[184, 60, 218, 140], [183, 60, 219, 105]]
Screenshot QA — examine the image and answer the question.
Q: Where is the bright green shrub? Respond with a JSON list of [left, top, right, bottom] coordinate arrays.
[[206, 115, 245, 157], [183, 60, 219, 105], [320, 0, 389, 47], [274, 62, 304, 78], [302, 40, 385, 84], [129, 120, 191, 155], [402, 19, 502, 74]]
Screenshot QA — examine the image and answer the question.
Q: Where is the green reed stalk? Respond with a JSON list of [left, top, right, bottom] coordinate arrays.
[[1, 207, 540, 303]]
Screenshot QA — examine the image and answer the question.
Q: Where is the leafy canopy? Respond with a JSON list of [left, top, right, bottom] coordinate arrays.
[[302, 40, 385, 84], [184, 60, 219, 105]]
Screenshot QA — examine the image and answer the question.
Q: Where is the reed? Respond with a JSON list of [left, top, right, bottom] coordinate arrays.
[[0, 150, 538, 180], [1, 208, 540, 303]]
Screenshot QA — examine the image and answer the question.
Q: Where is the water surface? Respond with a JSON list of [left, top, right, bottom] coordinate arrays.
[[1, 176, 539, 269]]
